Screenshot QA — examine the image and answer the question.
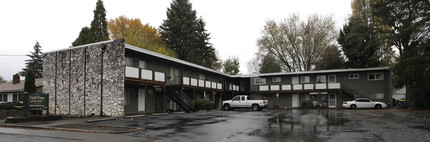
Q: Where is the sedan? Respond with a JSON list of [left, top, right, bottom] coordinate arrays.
[[342, 98, 387, 109]]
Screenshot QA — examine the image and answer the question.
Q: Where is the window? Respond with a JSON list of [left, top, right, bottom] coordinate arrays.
[[300, 76, 310, 83], [316, 75, 326, 83], [254, 78, 266, 85], [125, 57, 144, 68], [18, 94, 23, 102], [232, 96, 240, 101], [13, 94, 18, 102], [1, 94, 7, 103], [0, 94, 4, 103], [292, 76, 299, 84], [241, 96, 245, 101], [199, 74, 205, 80], [328, 75, 336, 83], [349, 74, 359, 79], [272, 77, 281, 82], [305, 94, 310, 100], [375, 93, 384, 99], [368, 73, 384, 80]]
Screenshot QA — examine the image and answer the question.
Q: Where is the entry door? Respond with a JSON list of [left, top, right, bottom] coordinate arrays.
[[292, 94, 299, 108], [138, 88, 145, 112], [328, 93, 337, 108]]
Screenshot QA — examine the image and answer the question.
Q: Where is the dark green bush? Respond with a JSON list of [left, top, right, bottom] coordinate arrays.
[[0, 102, 24, 110], [194, 99, 213, 111]]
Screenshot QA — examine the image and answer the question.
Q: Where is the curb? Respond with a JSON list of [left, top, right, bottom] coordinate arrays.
[[0, 124, 144, 134], [85, 117, 116, 123], [124, 114, 146, 119]]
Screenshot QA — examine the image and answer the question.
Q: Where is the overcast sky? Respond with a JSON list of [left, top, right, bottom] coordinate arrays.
[[0, 0, 352, 81]]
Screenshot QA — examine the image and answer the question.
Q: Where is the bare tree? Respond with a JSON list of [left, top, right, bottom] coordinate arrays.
[[257, 14, 337, 72]]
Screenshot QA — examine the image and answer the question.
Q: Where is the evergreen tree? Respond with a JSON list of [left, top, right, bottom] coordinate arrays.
[[72, 0, 108, 46], [24, 67, 36, 93], [0, 75, 6, 83], [338, 16, 381, 68], [72, 27, 94, 46], [259, 55, 282, 73], [222, 56, 240, 75], [314, 45, 345, 70], [372, 0, 430, 109], [91, 0, 108, 42], [159, 0, 218, 69], [20, 41, 43, 78]]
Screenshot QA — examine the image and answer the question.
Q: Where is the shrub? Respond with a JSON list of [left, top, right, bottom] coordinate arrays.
[[0, 102, 24, 110], [194, 99, 213, 111]]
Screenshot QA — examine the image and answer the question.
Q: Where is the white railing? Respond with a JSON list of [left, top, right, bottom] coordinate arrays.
[[282, 85, 291, 90], [205, 81, 211, 88], [270, 85, 280, 91], [315, 83, 326, 89], [198, 80, 205, 87], [211, 82, 217, 89], [293, 84, 303, 90], [328, 83, 341, 89], [141, 69, 153, 80], [259, 85, 269, 91], [304, 84, 314, 90], [191, 78, 198, 86], [154, 72, 165, 82], [183, 77, 190, 85], [125, 66, 166, 82], [125, 66, 139, 78], [217, 83, 222, 90]]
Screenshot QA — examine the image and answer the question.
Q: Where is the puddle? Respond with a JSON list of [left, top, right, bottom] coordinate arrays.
[[249, 110, 351, 141]]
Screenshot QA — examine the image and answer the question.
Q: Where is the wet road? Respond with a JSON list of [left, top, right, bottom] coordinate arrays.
[[1, 109, 430, 142]]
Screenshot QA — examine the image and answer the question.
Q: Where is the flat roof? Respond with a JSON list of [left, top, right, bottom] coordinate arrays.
[[125, 44, 232, 77], [45, 40, 390, 79], [238, 67, 390, 78]]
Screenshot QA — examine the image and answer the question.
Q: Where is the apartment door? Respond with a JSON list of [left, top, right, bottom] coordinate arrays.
[[292, 94, 299, 108], [328, 93, 337, 108], [138, 88, 145, 112]]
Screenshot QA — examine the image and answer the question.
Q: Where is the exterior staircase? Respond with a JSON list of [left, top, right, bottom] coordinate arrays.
[[166, 86, 195, 112]]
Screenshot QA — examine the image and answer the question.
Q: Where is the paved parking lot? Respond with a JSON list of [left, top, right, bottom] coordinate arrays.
[[1, 108, 430, 142]]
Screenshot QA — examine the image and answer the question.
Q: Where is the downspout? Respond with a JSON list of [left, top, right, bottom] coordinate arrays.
[[54, 52, 57, 114], [100, 44, 106, 116], [69, 50, 71, 115], [83, 47, 87, 116]]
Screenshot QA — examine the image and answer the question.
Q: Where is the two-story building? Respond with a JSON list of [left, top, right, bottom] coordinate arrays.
[[43, 40, 392, 116]]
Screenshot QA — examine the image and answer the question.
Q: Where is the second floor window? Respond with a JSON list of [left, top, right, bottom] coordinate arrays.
[[316, 75, 326, 83], [349, 74, 359, 79], [368, 73, 384, 80], [125, 57, 145, 68], [300, 76, 310, 83], [328, 75, 336, 83], [272, 77, 281, 82], [254, 78, 266, 85]]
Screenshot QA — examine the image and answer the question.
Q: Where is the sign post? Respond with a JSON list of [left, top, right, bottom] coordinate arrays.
[[24, 92, 49, 117]]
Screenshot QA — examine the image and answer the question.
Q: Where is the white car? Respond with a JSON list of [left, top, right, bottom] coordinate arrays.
[[222, 95, 268, 111], [342, 98, 387, 109]]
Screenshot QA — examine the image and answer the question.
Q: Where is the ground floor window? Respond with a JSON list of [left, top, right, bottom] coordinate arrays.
[[0, 94, 7, 103]]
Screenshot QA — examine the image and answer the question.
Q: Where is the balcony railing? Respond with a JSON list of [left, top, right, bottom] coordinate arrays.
[[173, 76, 223, 90], [125, 66, 165, 83], [259, 82, 341, 91]]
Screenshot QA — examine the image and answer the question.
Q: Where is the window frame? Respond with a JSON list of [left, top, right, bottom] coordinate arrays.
[[328, 75, 336, 83], [349, 74, 359, 79], [300, 76, 310, 83], [272, 77, 281, 83], [316, 75, 326, 83], [254, 78, 267, 85], [368, 72, 384, 80]]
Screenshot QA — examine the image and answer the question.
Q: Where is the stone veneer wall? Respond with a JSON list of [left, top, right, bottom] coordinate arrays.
[[43, 40, 125, 116]]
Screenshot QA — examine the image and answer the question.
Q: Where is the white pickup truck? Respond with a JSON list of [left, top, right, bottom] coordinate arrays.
[[222, 95, 268, 111]]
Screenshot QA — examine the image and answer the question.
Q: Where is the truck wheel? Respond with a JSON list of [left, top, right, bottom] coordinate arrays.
[[252, 104, 259, 111], [223, 104, 230, 111]]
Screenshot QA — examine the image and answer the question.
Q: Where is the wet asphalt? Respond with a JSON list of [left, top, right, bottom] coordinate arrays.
[[1, 108, 430, 142]]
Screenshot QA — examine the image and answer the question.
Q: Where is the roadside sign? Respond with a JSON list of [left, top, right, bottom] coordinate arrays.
[[24, 92, 49, 117]]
